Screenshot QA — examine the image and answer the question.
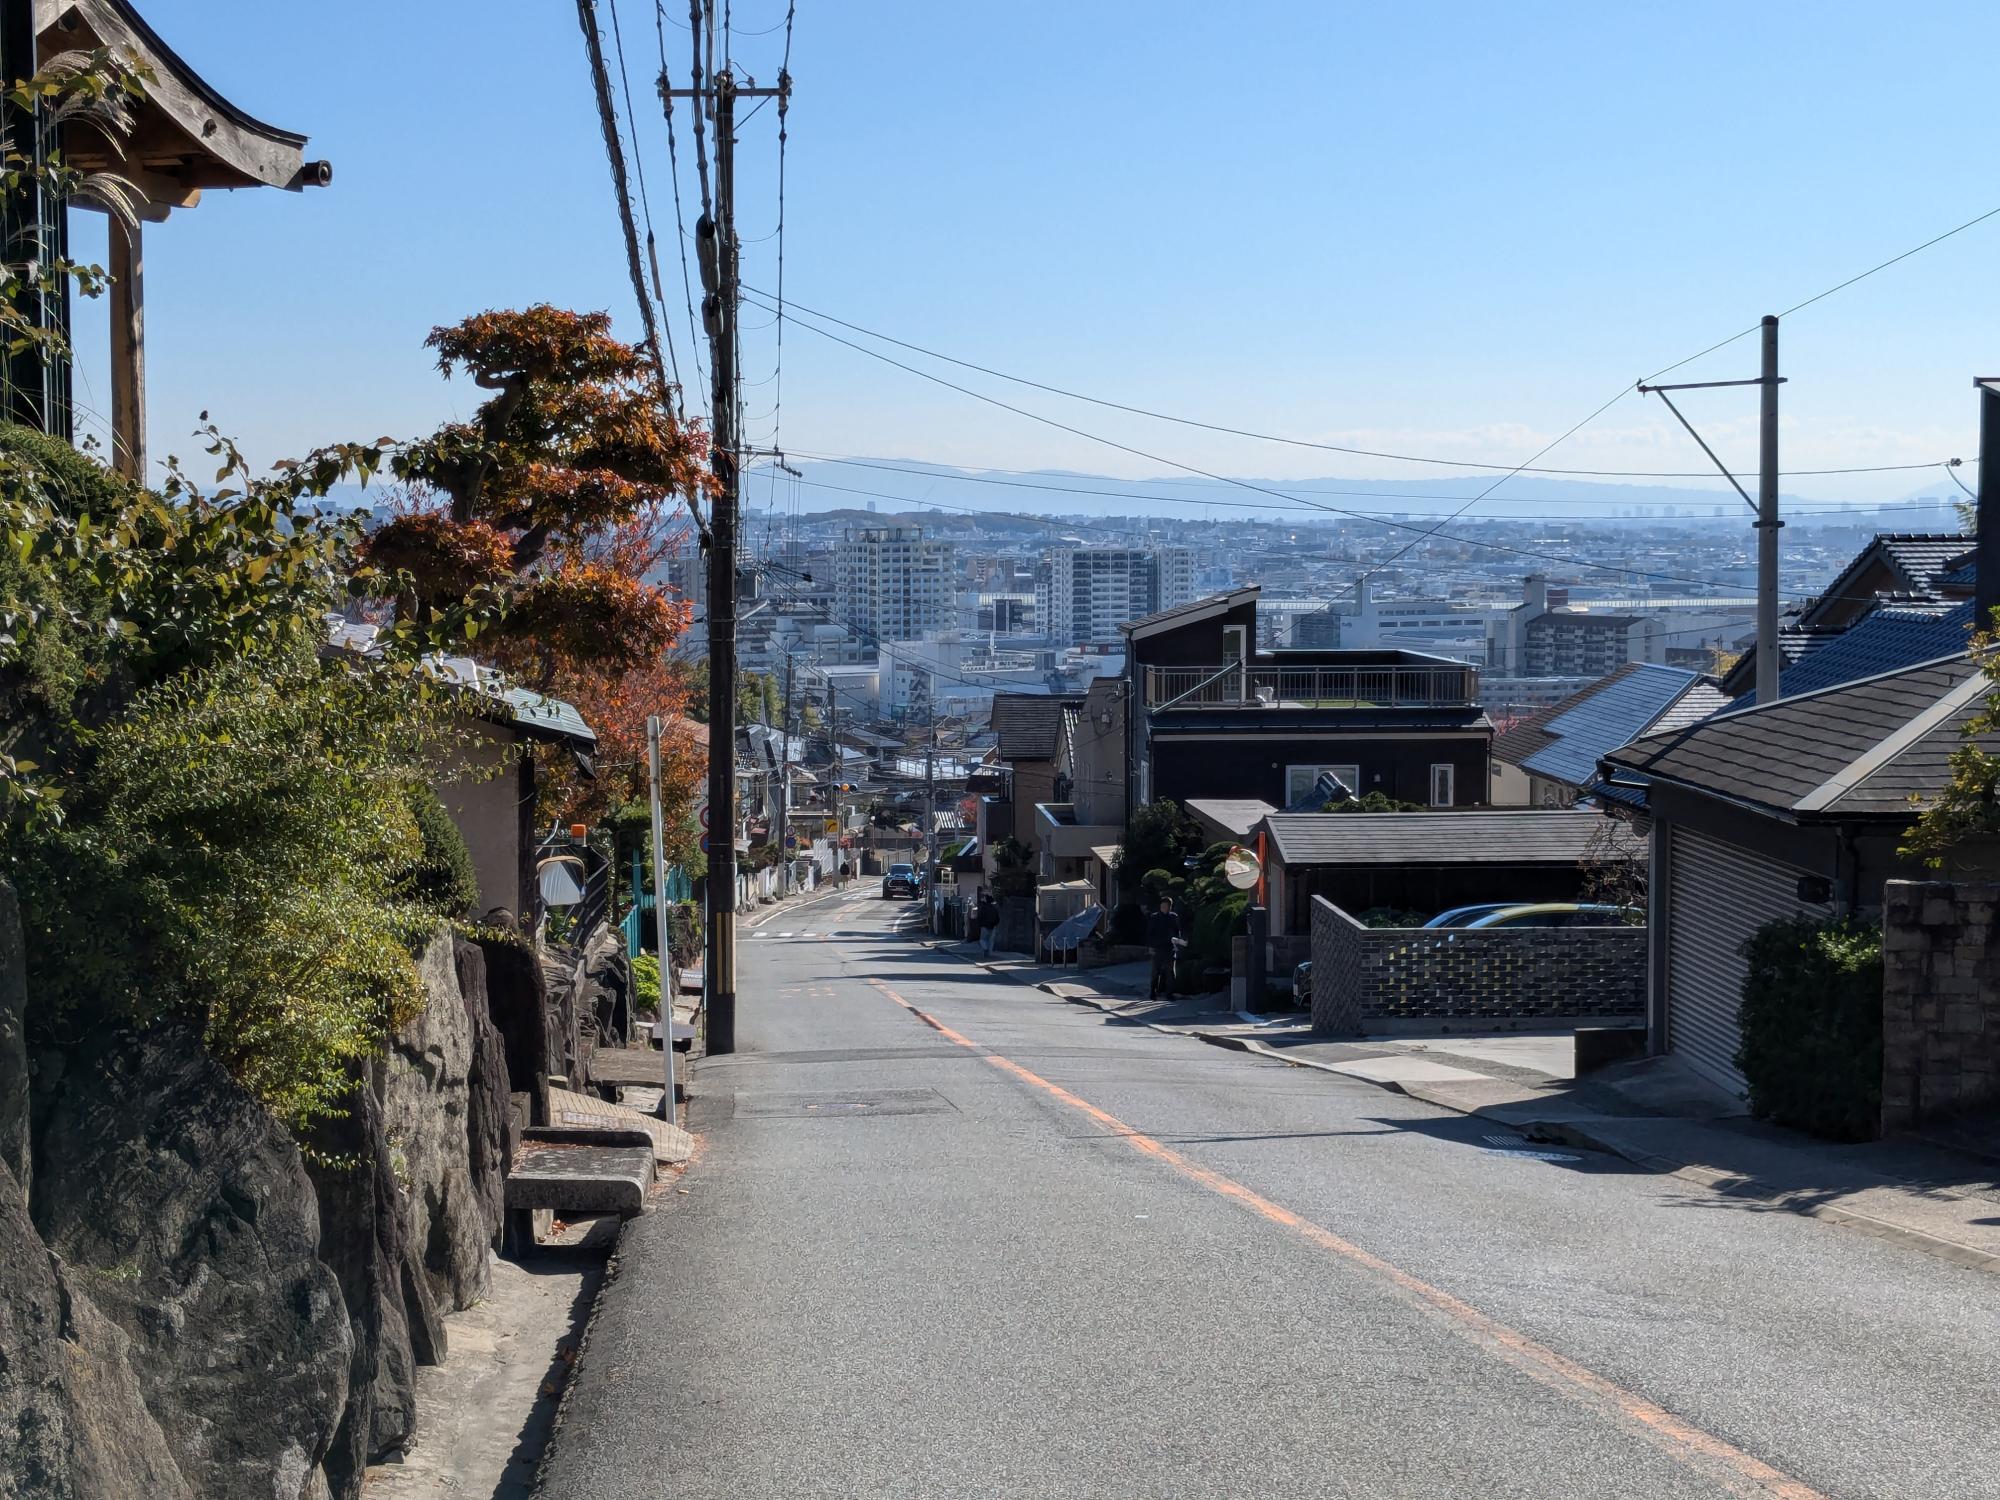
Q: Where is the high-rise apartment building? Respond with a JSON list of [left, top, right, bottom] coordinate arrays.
[[833, 527, 955, 643], [1036, 545, 1198, 646]]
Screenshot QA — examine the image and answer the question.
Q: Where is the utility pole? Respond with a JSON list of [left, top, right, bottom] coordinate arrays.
[[673, 62, 788, 1055], [1755, 316, 1782, 706], [925, 708, 938, 932], [1637, 320, 1787, 704], [646, 715, 678, 1116], [779, 651, 795, 896]]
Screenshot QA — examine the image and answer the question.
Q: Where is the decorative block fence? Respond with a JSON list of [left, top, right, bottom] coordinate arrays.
[[1310, 896, 1645, 1035], [1882, 880, 2000, 1131]]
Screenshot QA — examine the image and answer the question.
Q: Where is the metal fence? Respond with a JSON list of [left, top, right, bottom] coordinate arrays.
[[1145, 661, 1478, 709]]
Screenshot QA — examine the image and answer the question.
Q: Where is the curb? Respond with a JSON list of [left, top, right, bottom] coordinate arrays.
[[1522, 1119, 2000, 1277], [1213, 1036, 2000, 1279]]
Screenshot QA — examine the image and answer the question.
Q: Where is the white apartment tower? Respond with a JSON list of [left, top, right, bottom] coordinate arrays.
[[833, 527, 955, 643], [1036, 545, 1197, 646]]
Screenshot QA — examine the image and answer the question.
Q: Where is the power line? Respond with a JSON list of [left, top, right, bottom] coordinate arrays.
[[605, 0, 684, 410], [654, 0, 711, 420], [766, 450, 1967, 521], [737, 313, 1819, 595], [576, 0, 674, 404], [1642, 203, 2000, 386], [769, 0, 794, 462], [739, 286, 1965, 483]]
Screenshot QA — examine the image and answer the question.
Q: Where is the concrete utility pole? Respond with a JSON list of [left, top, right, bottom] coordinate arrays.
[[672, 62, 789, 1055], [1755, 316, 1782, 706], [779, 651, 795, 895], [925, 700, 938, 931], [1637, 319, 1786, 703], [646, 715, 678, 1115]]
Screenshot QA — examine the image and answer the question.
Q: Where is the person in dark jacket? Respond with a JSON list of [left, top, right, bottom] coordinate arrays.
[[1145, 895, 1182, 999], [975, 891, 1000, 956]]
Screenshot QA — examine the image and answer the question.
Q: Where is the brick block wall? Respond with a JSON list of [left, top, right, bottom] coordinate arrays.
[[1310, 896, 1645, 1036], [1882, 880, 2000, 1131]]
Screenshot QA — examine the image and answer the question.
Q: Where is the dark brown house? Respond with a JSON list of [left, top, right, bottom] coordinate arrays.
[[1120, 587, 1492, 817]]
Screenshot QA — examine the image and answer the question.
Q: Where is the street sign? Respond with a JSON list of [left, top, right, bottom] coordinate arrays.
[[698, 803, 709, 830], [699, 832, 710, 854], [784, 834, 798, 851], [824, 818, 840, 834]]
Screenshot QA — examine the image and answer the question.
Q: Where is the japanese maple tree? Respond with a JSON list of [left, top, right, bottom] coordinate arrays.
[[366, 306, 705, 688]]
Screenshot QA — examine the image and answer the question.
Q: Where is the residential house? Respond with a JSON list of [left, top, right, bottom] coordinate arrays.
[[1491, 663, 1729, 807], [1721, 532, 1975, 698], [988, 693, 1082, 856], [1600, 655, 2000, 1098], [1121, 586, 1492, 817]]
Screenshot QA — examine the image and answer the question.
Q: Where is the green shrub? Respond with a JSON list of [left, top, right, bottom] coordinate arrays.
[[12, 641, 448, 1131], [1188, 890, 1250, 968], [1108, 902, 1145, 945], [398, 785, 479, 918], [1735, 916, 1884, 1141], [631, 953, 662, 1017]]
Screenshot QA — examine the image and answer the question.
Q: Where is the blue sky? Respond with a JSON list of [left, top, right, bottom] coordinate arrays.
[[72, 1, 2000, 507]]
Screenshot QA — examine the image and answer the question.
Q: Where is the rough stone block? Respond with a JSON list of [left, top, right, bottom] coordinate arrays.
[[504, 1127, 654, 1217]]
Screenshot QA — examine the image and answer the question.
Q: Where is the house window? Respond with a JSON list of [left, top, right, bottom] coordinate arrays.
[[1430, 763, 1456, 807], [1287, 764, 1360, 806]]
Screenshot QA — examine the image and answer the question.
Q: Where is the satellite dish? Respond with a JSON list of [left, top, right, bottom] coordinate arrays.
[[1223, 845, 1261, 891]]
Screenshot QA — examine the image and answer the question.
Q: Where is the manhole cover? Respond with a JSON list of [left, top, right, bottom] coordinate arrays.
[[736, 1087, 957, 1119]]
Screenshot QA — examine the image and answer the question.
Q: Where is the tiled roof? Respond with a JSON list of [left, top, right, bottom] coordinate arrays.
[[1186, 799, 1279, 837], [1733, 603, 1975, 709], [990, 693, 1080, 759], [1522, 663, 1701, 787], [1881, 535, 1973, 594], [1121, 586, 1259, 638], [1650, 680, 1729, 734], [1494, 663, 1717, 787], [1604, 655, 1993, 818], [1262, 809, 1616, 867]]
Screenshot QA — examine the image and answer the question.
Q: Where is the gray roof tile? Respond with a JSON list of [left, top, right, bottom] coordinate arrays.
[[1263, 809, 1614, 867], [990, 693, 1080, 759], [1605, 655, 1993, 817]]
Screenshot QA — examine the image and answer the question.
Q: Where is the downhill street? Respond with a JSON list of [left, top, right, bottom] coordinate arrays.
[[541, 890, 2000, 1498]]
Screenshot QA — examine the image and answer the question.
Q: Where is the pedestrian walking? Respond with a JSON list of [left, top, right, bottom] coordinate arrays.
[[1145, 895, 1183, 1000], [976, 890, 1000, 956]]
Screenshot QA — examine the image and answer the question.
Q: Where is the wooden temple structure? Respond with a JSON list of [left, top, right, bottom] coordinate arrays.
[[5, 0, 330, 479]]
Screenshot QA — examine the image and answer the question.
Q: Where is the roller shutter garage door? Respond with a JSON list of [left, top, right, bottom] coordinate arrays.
[[1666, 826, 1820, 1099]]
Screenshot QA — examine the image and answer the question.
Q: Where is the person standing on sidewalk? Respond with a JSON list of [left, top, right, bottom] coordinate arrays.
[[976, 890, 1000, 956], [1145, 895, 1183, 1000]]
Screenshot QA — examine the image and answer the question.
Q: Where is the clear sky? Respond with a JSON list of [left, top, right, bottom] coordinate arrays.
[[72, 1, 2000, 508]]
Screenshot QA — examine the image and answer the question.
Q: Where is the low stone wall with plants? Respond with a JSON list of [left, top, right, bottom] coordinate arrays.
[[1881, 880, 2000, 1132], [1310, 897, 1645, 1035]]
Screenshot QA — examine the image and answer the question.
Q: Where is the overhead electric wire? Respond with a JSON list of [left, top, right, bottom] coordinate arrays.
[[605, 0, 685, 410], [1641, 202, 2000, 386], [739, 286, 1968, 483], [576, 0, 674, 404], [767, 450, 1966, 520], [654, 0, 711, 419]]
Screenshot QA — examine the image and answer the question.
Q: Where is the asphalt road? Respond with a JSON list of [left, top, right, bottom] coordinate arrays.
[[539, 890, 2000, 1498]]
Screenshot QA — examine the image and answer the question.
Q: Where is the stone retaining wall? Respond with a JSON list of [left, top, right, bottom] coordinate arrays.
[[1310, 896, 1645, 1035], [1882, 880, 2000, 1131]]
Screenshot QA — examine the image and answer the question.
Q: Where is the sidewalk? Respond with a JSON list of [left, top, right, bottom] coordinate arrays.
[[947, 944, 2000, 1275]]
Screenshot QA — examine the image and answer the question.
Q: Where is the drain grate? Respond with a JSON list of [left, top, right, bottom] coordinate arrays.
[[736, 1087, 957, 1119]]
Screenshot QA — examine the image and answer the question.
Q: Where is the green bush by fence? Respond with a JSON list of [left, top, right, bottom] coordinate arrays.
[[1735, 916, 1884, 1141]]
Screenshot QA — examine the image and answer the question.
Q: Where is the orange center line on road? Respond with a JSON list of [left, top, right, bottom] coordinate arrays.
[[864, 977, 1825, 1500]]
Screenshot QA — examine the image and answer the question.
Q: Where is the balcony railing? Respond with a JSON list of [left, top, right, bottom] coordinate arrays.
[[1144, 661, 1478, 710]]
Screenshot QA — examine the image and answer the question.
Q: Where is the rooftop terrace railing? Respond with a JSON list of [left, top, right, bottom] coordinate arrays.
[[1144, 661, 1479, 709]]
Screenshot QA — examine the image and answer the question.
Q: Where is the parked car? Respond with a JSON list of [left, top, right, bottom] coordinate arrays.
[[882, 862, 919, 899], [1462, 903, 1644, 929], [1293, 960, 1311, 1006], [1422, 903, 1521, 929]]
